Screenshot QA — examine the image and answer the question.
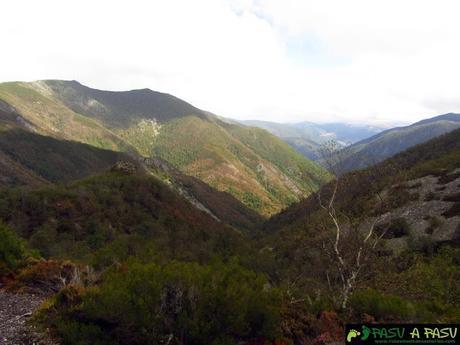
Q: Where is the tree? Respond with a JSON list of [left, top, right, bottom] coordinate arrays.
[[317, 140, 391, 309]]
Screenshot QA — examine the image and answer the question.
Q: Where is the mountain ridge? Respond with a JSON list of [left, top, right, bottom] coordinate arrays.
[[333, 113, 460, 172], [0, 80, 330, 215], [240, 119, 383, 159]]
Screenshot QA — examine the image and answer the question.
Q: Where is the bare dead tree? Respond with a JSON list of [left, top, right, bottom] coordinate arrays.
[[316, 140, 391, 309]]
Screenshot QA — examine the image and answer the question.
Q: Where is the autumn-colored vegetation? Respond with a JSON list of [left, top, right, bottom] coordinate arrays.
[[0, 106, 459, 343]]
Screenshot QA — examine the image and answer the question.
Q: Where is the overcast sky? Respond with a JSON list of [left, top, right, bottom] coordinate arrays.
[[1, 0, 460, 125]]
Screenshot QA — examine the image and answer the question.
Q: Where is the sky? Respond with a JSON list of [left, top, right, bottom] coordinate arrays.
[[1, 0, 460, 126]]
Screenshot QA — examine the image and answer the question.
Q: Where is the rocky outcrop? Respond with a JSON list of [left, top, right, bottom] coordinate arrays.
[[375, 168, 460, 254]]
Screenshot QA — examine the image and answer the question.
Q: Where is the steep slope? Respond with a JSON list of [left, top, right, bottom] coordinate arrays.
[[43, 79, 206, 127], [0, 151, 47, 188], [140, 157, 264, 233], [0, 172, 246, 265], [0, 80, 329, 215], [251, 128, 460, 328], [0, 126, 131, 187], [150, 116, 328, 214], [334, 113, 460, 172], [265, 127, 460, 237], [0, 83, 134, 153], [241, 120, 382, 159], [0, 122, 263, 232]]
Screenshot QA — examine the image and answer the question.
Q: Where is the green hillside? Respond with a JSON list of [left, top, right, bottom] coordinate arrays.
[[44, 79, 206, 127], [254, 128, 460, 331], [0, 122, 263, 233], [0, 80, 330, 215], [266, 127, 460, 233], [0, 172, 245, 266], [0, 125, 132, 187], [334, 113, 460, 172], [0, 127, 458, 345]]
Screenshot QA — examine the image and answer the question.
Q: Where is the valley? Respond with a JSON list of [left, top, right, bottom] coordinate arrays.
[[0, 81, 459, 345], [0, 80, 329, 216]]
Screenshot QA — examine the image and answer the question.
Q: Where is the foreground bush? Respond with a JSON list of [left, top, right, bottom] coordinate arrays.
[[350, 289, 416, 321], [44, 260, 282, 345], [0, 222, 29, 274]]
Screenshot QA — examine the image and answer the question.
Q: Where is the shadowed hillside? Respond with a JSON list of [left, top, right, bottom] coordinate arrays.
[[0, 80, 330, 215], [333, 113, 460, 172]]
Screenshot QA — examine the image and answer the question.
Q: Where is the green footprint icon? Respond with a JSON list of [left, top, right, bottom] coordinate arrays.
[[347, 329, 361, 342], [361, 325, 371, 340]]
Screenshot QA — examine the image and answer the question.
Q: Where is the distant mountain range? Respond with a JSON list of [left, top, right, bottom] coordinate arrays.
[[0, 80, 329, 215], [333, 113, 460, 173], [240, 120, 383, 159], [2, 79, 459, 216], [1, 79, 460, 344]]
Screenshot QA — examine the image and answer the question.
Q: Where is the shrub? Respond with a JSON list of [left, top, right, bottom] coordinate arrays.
[[6, 260, 90, 294], [0, 222, 29, 273], [377, 218, 411, 239], [384, 189, 414, 211], [44, 261, 282, 345], [425, 216, 442, 234], [367, 247, 460, 322], [350, 289, 415, 321], [408, 235, 435, 256]]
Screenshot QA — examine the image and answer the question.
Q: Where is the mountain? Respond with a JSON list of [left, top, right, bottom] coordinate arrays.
[[253, 127, 460, 331], [1, 84, 459, 343], [0, 121, 263, 233], [140, 157, 264, 232], [333, 113, 460, 173], [301, 122, 384, 144], [0, 171, 248, 264], [265, 127, 460, 234], [0, 124, 131, 188], [0, 80, 329, 215], [2, 118, 458, 345], [241, 120, 382, 160], [43, 79, 207, 128]]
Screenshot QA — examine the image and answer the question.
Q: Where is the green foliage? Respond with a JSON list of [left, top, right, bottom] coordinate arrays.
[[56, 321, 114, 345], [144, 116, 329, 215], [46, 261, 282, 345], [0, 222, 29, 272], [0, 128, 131, 185], [425, 216, 442, 234], [350, 289, 416, 320], [382, 217, 411, 239], [1, 80, 331, 215], [0, 173, 245, 267], [0, 82, 133, 154], [368, 247, 460, 322], [1, 80, 459, 341]]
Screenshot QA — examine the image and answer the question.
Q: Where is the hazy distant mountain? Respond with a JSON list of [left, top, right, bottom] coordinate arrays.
[[265, 125, 460, 249], [0, 80, 329, 215], [241, 120, 383, 159], [334, 113, 460, 172]]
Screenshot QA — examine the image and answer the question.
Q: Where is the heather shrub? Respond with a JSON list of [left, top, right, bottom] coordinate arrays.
[[44, 260, 282, 345]]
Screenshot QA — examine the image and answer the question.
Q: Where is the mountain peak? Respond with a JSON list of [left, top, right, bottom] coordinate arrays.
[[34, 79, 206, 127]]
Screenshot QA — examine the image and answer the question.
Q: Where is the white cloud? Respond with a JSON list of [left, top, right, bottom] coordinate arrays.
[[1, 0, 460, 125]]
